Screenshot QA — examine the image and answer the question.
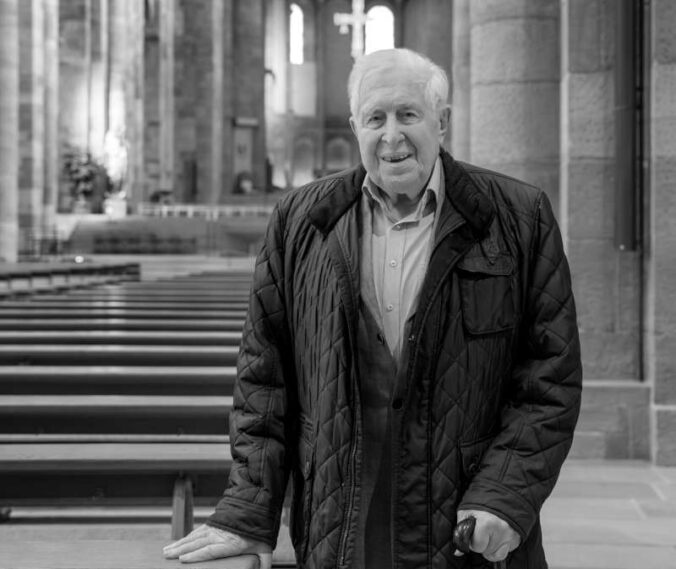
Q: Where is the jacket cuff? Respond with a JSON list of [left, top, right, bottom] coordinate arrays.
[[207, 497, 280, 548], [458, 478, 537, 541]]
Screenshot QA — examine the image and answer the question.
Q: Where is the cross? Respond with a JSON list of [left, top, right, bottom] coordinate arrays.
[[333, 0, 368, 59]]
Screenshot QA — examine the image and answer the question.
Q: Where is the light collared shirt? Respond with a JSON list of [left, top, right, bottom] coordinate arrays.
[[360, 156, 445, 361]]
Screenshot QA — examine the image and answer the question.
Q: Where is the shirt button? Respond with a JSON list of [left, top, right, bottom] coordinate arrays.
[[392, 398, 403, 410], [389, 259, 397, 268], [376, 332, 385, 345], [386, 304, 394, 312]]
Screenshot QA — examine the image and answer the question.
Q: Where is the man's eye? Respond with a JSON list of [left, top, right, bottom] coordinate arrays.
[[401, 111, 419, 122], [365, 115, 383, 126]]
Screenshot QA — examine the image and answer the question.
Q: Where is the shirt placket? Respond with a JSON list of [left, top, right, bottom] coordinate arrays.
[[381, 222, 407, 360]]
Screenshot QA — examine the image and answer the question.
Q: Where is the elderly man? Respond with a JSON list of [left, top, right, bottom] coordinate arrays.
[[164, 48, 582, 569]]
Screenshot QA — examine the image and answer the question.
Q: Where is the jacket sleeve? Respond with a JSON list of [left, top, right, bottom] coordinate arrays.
[[207, 203, 293, 547], [458, 190, 583, 540]]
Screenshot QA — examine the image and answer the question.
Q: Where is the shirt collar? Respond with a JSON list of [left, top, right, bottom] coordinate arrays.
[[362, 156, 444, 224]]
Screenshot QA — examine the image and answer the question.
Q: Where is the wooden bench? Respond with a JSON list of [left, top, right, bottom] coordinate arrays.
[[0, 318, 246, 331], [0, 539, 296, 569], [31, 291, 251, 301], [0, 271, 258, 544], [0, 262, 140, 298], [0, 300, 249, 310], [0, 394, 233, 435], [0, 441, 232, 539], [0, 308, 248, 319], [0, 365, 237, 396], [0, 345, 239, 366], [0, 331, 242, 345]]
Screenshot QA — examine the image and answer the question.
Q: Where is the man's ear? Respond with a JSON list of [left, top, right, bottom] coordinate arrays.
[[438, 105, 451, 140], [349, 116, 358, 137]]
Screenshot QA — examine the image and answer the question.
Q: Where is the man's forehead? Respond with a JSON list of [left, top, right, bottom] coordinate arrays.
[[358, 74, 428, 112], [360, 66, 427, 90]]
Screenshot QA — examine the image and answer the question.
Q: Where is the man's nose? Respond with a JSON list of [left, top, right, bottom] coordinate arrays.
[[380, 117, 404, 145]]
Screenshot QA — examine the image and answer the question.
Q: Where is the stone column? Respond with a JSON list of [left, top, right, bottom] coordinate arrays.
[[58, 0, 95, 212], [234, 0, 266, 190], [0, 0, 19, 263], [126, 0, 144, 208], [647, 0, 676, 465], [316, 0, 326, 176], [188, 0, 215, 205], [451, 0, 470, 160], [43, 0, 59, 237], [18, 0, 46, 254], [469, 0, 560, 210], [158, 0, 175, 195], [401, 0, 453, 152], [106, 0, 143, 209], [211, 0, 224, 204], [560, 0, 645, 460]]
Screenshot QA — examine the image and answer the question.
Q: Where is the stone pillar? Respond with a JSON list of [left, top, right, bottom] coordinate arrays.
[[561, 0, 642, 380], [469, 0, 560, 211], [186, 0, 215, 205], [401, 0, 453, 151], [158, 0, 175, 195], [647, 0, 676, 465], [58, 0, 98, 212], [560, 0, 646, 460], [0, 0, 19, 263], [43, 0, 59, 237], [106, 0, 143, 210], [126, 0, 144, 208], [211, 0, 224, 204], [234, 0, 266, 190], [315, 0, 326, 176], [18, 0, 46, 254], [451, 0, 470, 160], [220, 0, 235, 200]]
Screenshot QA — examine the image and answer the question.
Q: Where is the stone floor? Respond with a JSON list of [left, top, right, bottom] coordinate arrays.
[[542, 459, 676, 569], [1, 459, 674, 568]]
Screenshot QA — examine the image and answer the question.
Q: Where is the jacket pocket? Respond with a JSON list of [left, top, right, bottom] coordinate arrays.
[[457, 255, 515, 334], [459, 433, 494, 483]]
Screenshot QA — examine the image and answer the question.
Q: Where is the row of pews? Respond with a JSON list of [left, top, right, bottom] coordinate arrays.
[[0, 269, 296, 568]]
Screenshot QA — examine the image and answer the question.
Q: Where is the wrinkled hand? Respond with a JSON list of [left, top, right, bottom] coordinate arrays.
[[163, 524, 272, 566], [454, 510, 520, 563]]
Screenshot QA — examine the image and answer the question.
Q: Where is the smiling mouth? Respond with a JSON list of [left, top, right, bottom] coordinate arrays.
[[381, 153, 411, 163]]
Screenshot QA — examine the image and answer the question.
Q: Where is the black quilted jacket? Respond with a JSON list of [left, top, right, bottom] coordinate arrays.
[[208, 150, 583, 569]]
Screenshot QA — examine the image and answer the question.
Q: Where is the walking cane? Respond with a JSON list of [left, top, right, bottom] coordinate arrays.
[[452, 515, 508, 569]]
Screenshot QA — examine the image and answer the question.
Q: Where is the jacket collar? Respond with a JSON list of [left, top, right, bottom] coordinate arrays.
[[438, 148, 494, 235], [307, 148, 495, 237], [308, 166, 365, 236]]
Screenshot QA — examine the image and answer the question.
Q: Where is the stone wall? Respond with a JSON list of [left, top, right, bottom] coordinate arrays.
[[648, 0, 676, 465], [562, 0, 642, 381]]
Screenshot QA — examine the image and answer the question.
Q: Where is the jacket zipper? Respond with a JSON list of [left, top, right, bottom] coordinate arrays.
[[334, 234, 360, 569]]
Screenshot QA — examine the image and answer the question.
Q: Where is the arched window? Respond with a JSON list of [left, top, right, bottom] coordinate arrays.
[[290, 3, 304, 64], [365, 5, 394, 54]]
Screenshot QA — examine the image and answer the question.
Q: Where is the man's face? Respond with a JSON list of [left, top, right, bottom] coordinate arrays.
[[349, 67, 449, 200]]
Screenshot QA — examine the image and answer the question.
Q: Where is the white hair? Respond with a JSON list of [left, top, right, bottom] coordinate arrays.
[[347, 48, 449, 117]]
